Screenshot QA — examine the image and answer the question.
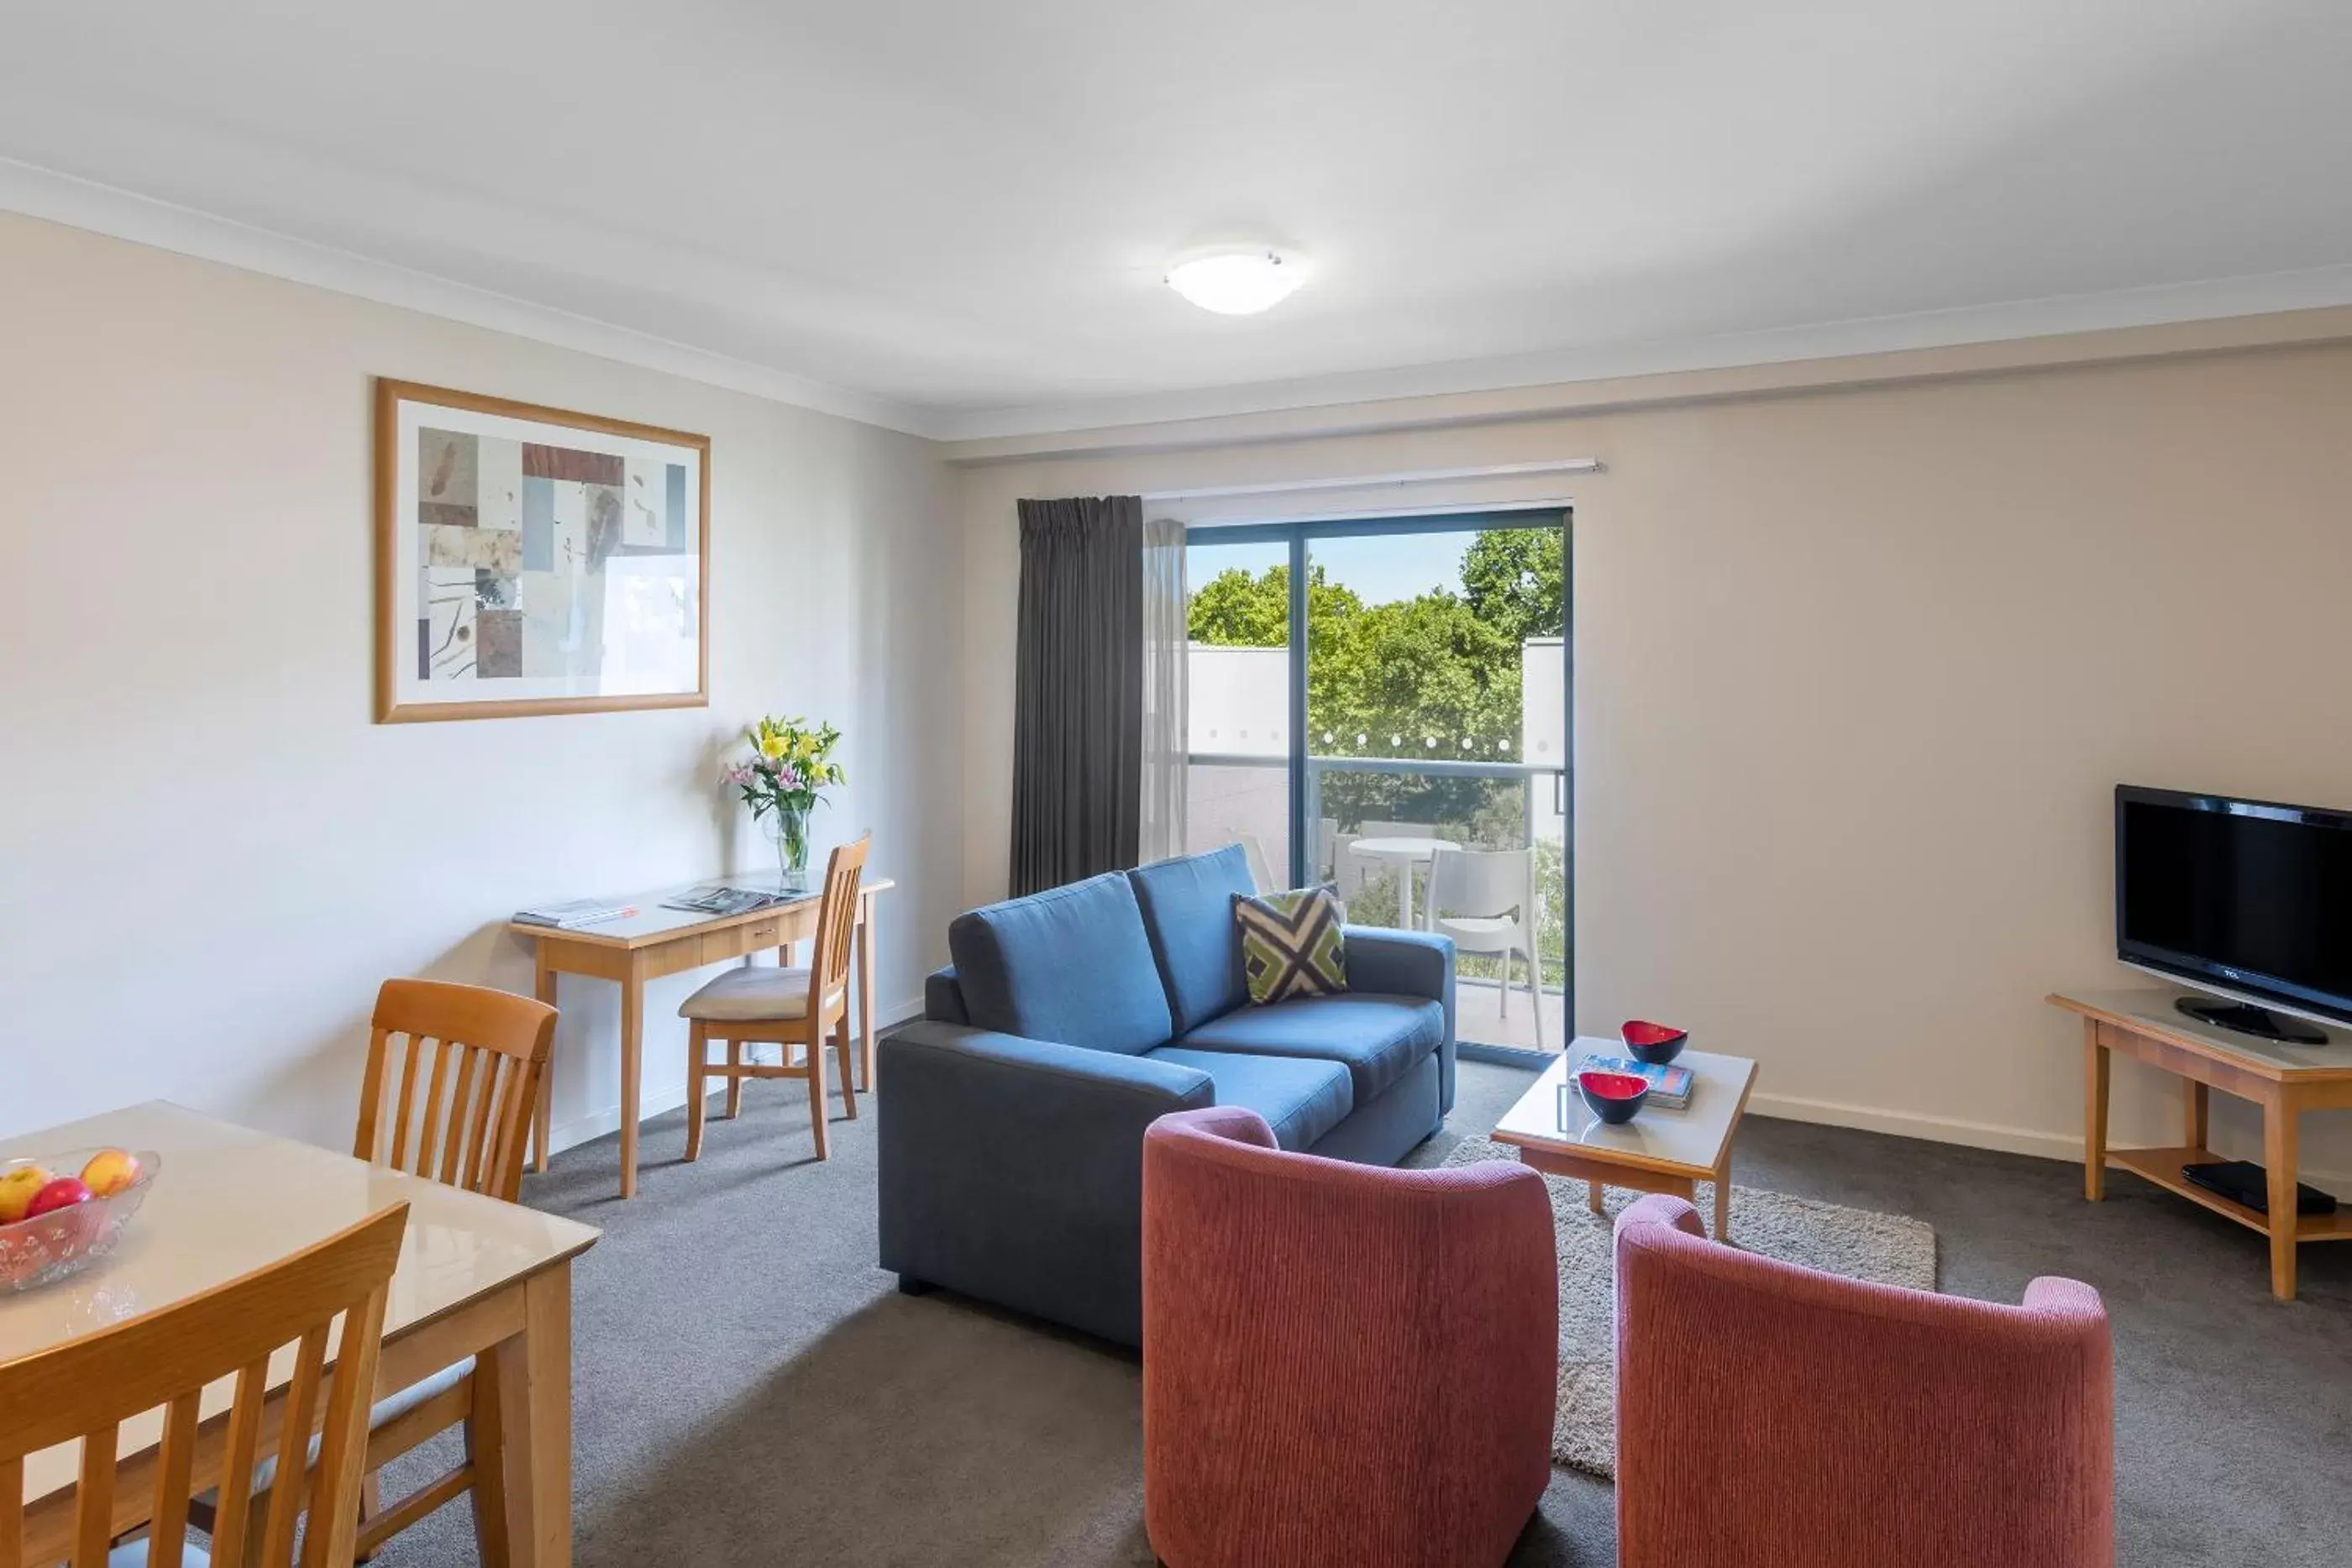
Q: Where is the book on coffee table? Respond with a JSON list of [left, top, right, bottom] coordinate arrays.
[[1574, 1052, 1695, 1109]]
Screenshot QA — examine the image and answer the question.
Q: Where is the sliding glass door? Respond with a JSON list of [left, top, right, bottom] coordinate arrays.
[[1181, 532, 1294, 889], [1184, 511, 1570, 1055]]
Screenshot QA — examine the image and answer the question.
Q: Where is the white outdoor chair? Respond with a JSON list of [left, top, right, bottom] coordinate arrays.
[[1424, 844, 1546, 1049], [1231, 830, 1277, 894]]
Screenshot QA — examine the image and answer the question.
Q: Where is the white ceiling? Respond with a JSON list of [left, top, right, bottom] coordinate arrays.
[[5, 1, 2350, 439]]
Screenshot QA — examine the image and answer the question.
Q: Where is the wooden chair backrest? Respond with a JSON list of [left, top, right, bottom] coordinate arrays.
[[806, 836, 872, 1010], [355, 979, 556, 1203], [0, 1203, 408, 1568]]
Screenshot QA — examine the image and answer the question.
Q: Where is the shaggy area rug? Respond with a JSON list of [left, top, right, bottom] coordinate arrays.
[[1441, 1135, 1938, 1476]]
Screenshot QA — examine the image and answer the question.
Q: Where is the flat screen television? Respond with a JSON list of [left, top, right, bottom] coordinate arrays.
[[2115, 784, 2352, 1041]]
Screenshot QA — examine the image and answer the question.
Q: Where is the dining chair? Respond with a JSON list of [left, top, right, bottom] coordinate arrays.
[[680, 835, 872, 1163], [0, 1202, 408, 1568], [197, 981, 554, 1560], [338, 978, 556, 1557], [1423, 845, 1546, 1048], [355, 978, 559, 1205]]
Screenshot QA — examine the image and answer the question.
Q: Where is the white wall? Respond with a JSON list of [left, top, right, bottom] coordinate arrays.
[[0, 212, 962, 1153], [954, 335, 2352, 1183]]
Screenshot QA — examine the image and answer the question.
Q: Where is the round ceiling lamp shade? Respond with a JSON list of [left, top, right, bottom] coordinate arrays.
[[1165, 247, 1308, 315]]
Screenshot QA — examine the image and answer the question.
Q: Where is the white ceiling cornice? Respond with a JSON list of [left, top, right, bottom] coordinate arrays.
[[932, 261, 2352, 450], [0, 157, 942, 439], [13, 154, 2352, 459]]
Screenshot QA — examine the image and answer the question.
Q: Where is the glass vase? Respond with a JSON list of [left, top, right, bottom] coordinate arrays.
[[764, 803, 812, 894]]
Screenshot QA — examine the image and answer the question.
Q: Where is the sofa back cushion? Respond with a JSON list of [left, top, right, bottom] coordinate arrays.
[[1127, 844, 1257, 1035], [948, 872, 1175, 1055]]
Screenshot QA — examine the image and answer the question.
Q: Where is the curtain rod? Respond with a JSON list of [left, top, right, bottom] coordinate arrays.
[[1141, 458, 1603, 502]]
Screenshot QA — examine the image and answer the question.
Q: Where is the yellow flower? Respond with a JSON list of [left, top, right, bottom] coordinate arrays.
[[758, 733, 787, 761]]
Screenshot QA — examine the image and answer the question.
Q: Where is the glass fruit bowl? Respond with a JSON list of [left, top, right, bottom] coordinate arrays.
[[0, 1148, 162, 1293]]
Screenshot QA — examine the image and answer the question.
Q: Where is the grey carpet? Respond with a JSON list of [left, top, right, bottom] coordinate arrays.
[[1438, 1135, 1936, 1476], [365, 1057, 2352, 1568]]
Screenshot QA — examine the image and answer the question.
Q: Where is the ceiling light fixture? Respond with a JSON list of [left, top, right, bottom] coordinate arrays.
[[1165, 246, 1308, 316]]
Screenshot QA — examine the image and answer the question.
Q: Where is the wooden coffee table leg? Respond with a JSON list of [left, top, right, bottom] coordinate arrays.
[[1712, 1160, 1732, 1241], [1586, 1181, 1604, 1214]]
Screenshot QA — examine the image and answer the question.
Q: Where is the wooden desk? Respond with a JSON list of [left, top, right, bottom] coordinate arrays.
[[2051, 989, 2352, 1301], [509, 875, 893, 1198], [1490, 1039, 1757, 1240], [1, 1101, 600, 1567]]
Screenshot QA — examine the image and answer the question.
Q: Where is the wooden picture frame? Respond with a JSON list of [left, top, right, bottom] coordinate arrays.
[[374, 379, 711, 722]]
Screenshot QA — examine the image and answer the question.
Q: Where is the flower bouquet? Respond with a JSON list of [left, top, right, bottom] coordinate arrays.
[[725, 716, 846, 892]]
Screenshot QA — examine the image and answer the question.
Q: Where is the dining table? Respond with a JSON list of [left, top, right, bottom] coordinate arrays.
[[0, 1101, 601, 1567], [1346, 835, 1460, 927]]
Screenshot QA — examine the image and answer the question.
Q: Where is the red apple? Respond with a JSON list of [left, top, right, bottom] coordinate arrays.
[[24, 1176, 93, 1219]]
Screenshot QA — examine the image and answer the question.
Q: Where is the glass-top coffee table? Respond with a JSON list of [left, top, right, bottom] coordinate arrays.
[[1490, 1039, 1758, 1239]]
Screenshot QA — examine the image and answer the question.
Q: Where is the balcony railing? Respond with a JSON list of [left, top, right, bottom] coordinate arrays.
[[1187, 749, 1570, 996]]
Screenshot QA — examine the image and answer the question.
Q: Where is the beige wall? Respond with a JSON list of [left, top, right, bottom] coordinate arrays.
[[0, 212, 961, 1151], [955, 339, 2352, 1179], [13, 197, 2351, 1189]]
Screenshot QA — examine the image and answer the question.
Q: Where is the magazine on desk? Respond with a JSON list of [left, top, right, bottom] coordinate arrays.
[[1575, 1052, 1695, 1109], [512, 897, 638, 929], [660, 885, 796, 917]]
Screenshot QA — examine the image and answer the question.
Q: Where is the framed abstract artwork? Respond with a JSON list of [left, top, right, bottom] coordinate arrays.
[[374, 380, 710, 722]]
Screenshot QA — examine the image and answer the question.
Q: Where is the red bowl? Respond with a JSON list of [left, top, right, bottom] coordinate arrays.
[[1620, 1019, 1689, 1065], [1576, 1068, 1651, 1124]]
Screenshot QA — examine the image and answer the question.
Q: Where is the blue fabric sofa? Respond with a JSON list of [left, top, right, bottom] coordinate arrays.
[[878, 843, 1456, 1346]]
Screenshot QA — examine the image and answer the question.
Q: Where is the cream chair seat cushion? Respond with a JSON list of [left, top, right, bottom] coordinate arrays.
[[678, 964, 841, 1022]]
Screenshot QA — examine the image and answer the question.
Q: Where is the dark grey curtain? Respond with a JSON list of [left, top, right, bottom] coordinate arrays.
[[1011, 496, 1145, 895]]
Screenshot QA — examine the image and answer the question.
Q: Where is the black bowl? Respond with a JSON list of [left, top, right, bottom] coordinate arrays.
[[1621, 1020, 1688, 1066], [1577, 1069, 1651, 1125]]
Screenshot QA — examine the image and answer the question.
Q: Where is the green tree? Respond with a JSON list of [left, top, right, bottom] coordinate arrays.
[[1185, 526, 1569, 987], [1187, 564, 1362, 649], [1460, 527, 1564, 647]]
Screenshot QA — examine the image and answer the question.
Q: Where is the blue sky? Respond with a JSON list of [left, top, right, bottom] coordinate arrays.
[[1188, 529, 1483, 607]]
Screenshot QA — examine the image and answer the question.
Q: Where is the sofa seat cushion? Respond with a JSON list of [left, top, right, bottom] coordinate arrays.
[[1128, 844, 1257, 1034], [1170, 994, 1445, 1104], [1147, 1048, 1353, 1151], [949, 871, 1174, 1055]]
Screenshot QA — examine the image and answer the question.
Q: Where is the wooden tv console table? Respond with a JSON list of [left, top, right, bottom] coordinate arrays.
[[2050, 989, 2352, 1300]]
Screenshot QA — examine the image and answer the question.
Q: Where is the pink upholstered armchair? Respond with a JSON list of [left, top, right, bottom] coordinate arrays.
[[1142, 1106, 1557, 1568], [1614, 1194, 2113, 1568]]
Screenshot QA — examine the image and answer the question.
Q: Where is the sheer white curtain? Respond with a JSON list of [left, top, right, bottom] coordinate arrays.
[[1139, 515, 1189, 863]]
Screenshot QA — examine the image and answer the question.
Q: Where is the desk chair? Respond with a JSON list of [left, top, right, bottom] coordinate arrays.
[[2, 1204, 407, 1568], [680, 836, 871, 1163]]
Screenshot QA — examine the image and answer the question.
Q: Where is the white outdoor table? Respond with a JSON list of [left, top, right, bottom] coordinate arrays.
[[1347, 835, 1460, 927]]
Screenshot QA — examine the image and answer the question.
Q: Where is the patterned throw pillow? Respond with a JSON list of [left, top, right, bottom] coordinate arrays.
[[1236, 888, 1348, 1004]]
